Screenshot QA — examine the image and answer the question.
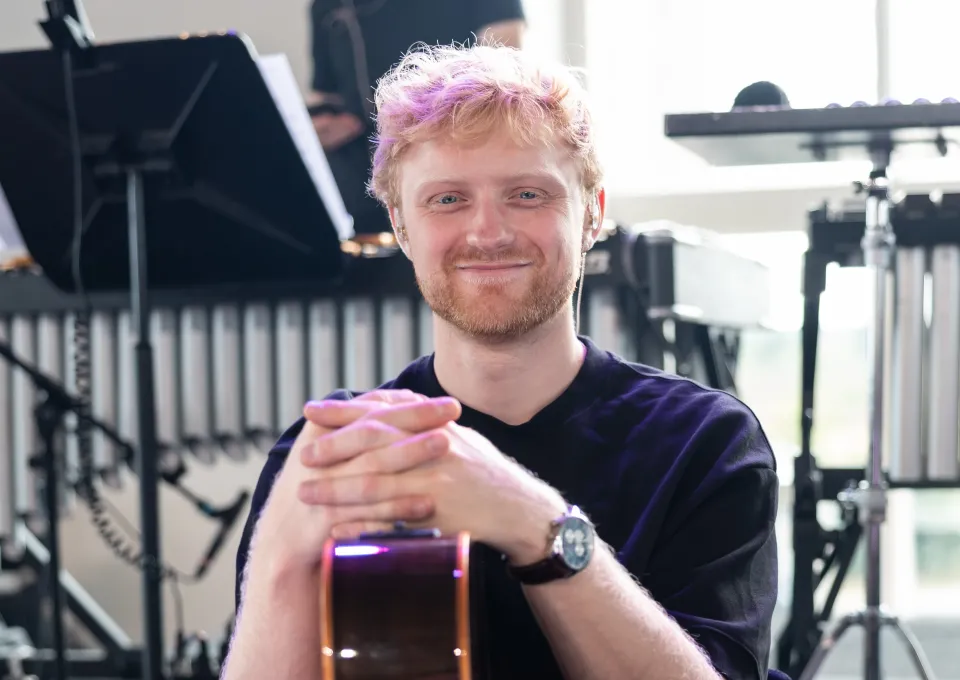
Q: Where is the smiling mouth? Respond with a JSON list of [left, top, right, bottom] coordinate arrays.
[[456, 262, 531, 271]]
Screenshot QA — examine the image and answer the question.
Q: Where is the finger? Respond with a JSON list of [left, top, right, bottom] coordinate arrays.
[[329, 521, 396, 540], [299, 470, 405, 506], [327, 496, 434, 528], [301, 390, 422, 425], [306, 397, 461, 432], [302, 398, 382, 422], [301, 418, 404, 468], [334, 429, 449, 476], [355, 389, 427, 405]]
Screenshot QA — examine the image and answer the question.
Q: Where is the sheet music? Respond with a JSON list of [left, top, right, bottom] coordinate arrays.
[[256, 54, 355, 241], [0, 182, 27, 265]]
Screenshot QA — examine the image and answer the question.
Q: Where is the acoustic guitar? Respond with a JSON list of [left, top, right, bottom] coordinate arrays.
[[320, 523, 487, 679]]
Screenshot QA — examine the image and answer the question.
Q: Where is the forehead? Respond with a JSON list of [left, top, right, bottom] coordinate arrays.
[[398, 130, 580, 198]]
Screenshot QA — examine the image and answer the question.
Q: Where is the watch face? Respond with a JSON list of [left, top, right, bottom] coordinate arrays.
[[558, 515, 594, 571]]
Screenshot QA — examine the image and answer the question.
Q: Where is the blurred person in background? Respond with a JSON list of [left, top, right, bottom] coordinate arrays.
[[307, 0, 525, 236]]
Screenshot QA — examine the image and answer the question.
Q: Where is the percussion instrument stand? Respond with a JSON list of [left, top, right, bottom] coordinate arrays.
[[0, 338, 77, 680], [798, 148, 935, 680]]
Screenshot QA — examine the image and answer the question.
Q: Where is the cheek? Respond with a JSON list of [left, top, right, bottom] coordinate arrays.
[[407, 233, 450, 270], [546, 229, 581, 266]]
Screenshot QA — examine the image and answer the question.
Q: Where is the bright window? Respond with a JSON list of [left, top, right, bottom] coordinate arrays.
[[584, 0, 878, 194], [726, 230, 960, 616], [887, 0, 960, 105]]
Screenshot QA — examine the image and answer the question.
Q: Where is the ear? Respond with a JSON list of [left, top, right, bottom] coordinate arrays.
[[388, 205, 411, 260], [581, 187, 607, 253]]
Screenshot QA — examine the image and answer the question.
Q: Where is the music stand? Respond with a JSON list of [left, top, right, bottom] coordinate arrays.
[[0, 32, 350, 680]]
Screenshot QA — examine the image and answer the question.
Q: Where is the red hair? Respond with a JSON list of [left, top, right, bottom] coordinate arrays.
[[368, 42, 603, 207]]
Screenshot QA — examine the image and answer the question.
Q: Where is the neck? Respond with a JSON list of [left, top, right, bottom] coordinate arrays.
[[432, 310, 585, 425]]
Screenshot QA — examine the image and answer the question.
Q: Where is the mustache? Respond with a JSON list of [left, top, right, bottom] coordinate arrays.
[[445, 247, 540, 267]]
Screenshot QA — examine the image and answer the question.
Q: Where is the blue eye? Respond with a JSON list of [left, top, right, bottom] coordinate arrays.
[[438, 195, 458, 204], [518, 191, 539, 200]]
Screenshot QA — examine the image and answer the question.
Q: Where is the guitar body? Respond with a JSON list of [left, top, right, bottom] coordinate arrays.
[[320, 527, 486, 680]]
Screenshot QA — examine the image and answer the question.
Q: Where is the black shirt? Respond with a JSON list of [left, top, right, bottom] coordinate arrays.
[[309, 0, 526, 234], [234, 336, 779, 679]]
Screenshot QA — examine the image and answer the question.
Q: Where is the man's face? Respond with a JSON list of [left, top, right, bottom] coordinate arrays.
[[394, 130, 587, 341]]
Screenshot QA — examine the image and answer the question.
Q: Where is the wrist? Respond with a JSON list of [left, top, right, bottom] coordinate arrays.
[[246, 548, 318, 598], [502, 488, 568, 566], [245, 520, 323, 597]]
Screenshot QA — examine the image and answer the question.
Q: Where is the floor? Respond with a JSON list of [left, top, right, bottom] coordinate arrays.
[[771, 610, 959, 679]]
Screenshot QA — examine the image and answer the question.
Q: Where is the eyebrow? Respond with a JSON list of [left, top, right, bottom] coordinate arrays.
[[413, 172, 566, 195]]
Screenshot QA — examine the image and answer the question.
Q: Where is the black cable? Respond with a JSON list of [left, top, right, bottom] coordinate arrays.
[[93, 491, 189, 635], [59, 34, 193, 659]]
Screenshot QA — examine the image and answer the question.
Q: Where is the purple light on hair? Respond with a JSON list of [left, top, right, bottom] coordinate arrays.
[[335, 545, 389, 558]]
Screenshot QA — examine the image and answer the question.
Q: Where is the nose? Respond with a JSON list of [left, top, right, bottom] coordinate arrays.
[[465, 198, 514, 252]]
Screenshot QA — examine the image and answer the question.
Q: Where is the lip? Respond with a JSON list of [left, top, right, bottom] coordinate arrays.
[[456, 262, 531, 271]]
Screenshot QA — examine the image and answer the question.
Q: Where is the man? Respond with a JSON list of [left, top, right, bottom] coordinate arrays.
[[226, 44, 780, 679], [307, 0, 525, 235]]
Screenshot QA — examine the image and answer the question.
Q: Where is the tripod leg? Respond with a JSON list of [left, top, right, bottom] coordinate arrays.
[[797, 612, 863, 680], [883, 614, 938, 680]]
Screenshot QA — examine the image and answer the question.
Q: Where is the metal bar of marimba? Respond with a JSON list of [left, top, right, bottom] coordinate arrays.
[[926, 245, 960, 480], [0, 286, 635, 525]]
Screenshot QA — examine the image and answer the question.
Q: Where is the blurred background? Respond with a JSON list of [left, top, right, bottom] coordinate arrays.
[[1, 1, 958, 678]]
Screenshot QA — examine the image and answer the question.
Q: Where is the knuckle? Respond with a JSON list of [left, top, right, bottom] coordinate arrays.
[[402, 441, 427, 466], [297, 440, 313, 465], [308, 478, 329, 502], [409, 434, 442, 462], [356, 450, 381, 475], [360, 474, 381, 502], [311, 434, 332, 461], [297, 479, 317, 502], [392, 498, 416, 516], [431, 429, 451, 452], [296, 441, 313, 466], [356, 419, 389, 447]]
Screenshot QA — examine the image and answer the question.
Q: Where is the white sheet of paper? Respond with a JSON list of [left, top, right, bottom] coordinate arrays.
[[256, 53, 355, 241], [0, 182, 27, 264]]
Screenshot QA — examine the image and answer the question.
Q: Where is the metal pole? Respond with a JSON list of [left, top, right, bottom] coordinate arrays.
[[128, 168, 165, 680]]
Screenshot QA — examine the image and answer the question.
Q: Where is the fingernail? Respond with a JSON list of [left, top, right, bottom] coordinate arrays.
[[303, 401, 329, 417], [426, 433, 445, 452]]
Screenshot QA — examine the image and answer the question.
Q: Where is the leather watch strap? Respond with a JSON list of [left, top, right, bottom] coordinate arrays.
[[507, 554, 573, 585]]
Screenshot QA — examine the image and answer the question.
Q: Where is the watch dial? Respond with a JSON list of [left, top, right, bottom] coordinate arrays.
[[560, 516, 594, 570]]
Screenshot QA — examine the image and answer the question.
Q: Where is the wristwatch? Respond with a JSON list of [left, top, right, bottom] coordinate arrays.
[[507, 505, 596, 585]]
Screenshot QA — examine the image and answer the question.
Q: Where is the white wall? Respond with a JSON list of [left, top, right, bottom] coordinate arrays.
[[1, 0, 315, 90]]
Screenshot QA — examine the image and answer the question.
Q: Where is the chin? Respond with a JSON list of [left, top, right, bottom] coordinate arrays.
[[416, 267, 578, 340], [436, 292, 567, 340]]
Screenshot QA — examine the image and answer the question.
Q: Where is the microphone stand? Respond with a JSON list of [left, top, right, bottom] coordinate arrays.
[[0, 339, 92, 680], [18, 3, 94, 675], [37, 2, 170, 675], [0, 337, 247, 678]]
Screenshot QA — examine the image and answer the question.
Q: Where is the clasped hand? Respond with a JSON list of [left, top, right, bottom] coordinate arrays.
[[289, 390, 564, 563]]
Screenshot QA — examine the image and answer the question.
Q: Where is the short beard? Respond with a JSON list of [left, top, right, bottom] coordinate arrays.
[[415, 254, 579, 342]]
